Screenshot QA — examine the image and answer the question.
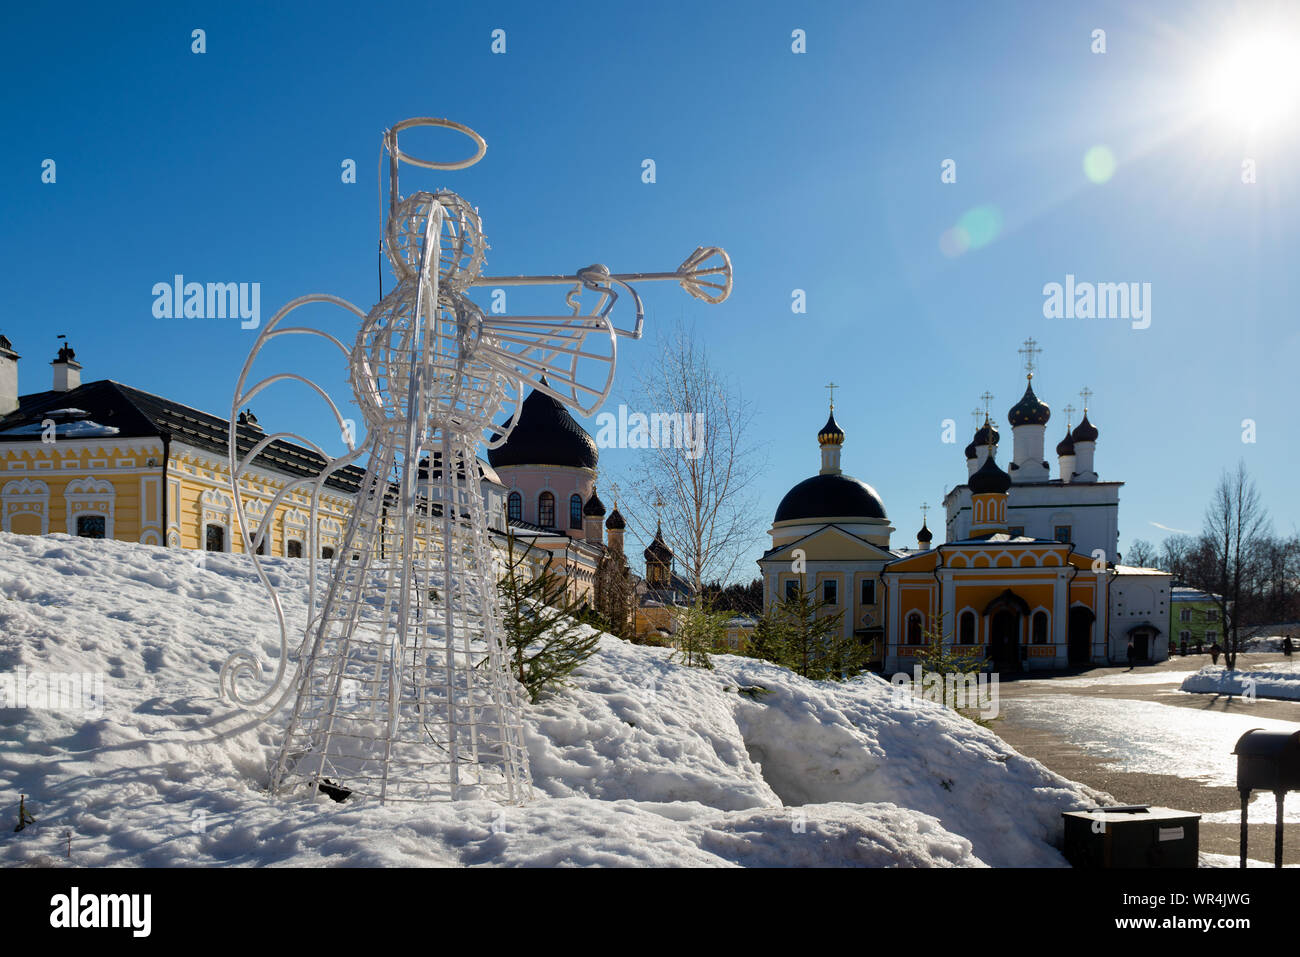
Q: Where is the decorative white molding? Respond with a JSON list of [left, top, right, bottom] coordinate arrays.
[[65, 476, 116, 538], [2, 478, 51, 534], [201, 487, 234, 552]]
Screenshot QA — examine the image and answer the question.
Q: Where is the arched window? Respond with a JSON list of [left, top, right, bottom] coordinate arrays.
[[321, 546, 335, 560], [1032, 610, 1049, 644], [507, 492, 522, 523], [538, 491, 555, 528], [906, 611, 924, 645], [205, 524, 225, 552], [287, 540, 303, 559], [959, 611, 976, 645], [570, 494, 583, 529]]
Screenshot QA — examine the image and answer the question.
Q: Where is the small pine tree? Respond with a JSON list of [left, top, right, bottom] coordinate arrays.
[[912, 614, 985, 677], [755, 579, 868, 680], [670, 598, 728, 669], [911, 615, 991, 725], [745, 606, 790, 664], [497, 532, 601, 703]]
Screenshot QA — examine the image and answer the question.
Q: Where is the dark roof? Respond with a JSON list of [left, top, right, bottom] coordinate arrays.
[[487, 386, 598, 471], [968, 452, 1011, 494], [775, 473, 888, 523], [644, 525, 673, 563], [973, 419, 1000, 448], [1055, 427, 1075, 456], [1072, 413, 1099, 442], [605, 507, 625, 530], [818, 410, 845, 445], [917, 520, 933, 543], [964, 439, 978, 460], [1007, 380, 1050, 426], [0, 379, 367, 494], [583, 489, 606, 516]]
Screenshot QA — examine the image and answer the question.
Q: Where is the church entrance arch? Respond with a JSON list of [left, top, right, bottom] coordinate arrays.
[[989, 610, 1020, 669], [984, 589, 1029, 671]]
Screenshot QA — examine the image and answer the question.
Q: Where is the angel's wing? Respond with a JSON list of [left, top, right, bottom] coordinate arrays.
[[476, 279, 620, 417], [219, 293, 369, 720]]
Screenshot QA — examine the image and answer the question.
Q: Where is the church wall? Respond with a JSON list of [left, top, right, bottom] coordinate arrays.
[[494, 464, 595, 534], [884, 559, 1107, 672], [944, 482, 1121, 560], [166, 443, 356, 557], [1, 438, 165, 543]]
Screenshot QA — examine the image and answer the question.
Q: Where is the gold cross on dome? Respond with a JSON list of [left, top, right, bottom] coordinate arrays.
[[920, 503, 930, 521], [1018, 337, 1042, 379], [825, 381, 838, 409], [1079, 386, 1093, 412], [1063, 403, 1075, 428], [970, 406, 983, 430], [980, 391, 995, 416]]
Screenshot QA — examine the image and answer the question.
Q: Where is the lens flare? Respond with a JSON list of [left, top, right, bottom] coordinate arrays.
[[1083, 146, 1116, 184]]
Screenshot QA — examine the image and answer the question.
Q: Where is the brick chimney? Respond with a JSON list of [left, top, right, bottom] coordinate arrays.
[[52, 341, 81, 392]]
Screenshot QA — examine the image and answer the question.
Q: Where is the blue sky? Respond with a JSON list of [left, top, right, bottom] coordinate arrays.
[[3, 0, 1298, 575]]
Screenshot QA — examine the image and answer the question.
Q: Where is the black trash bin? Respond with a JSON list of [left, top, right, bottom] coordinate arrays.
[[1062, 806, 1201, 868]]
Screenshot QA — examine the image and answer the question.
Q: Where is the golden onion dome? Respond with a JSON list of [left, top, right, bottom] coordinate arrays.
[[818, 409, 845, 446]]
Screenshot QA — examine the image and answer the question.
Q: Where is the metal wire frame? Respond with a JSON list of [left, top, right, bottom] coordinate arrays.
[[220, 115, 733, 807]]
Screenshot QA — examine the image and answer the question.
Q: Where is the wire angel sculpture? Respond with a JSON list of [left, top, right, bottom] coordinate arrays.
[[218, 118, 732, 804]]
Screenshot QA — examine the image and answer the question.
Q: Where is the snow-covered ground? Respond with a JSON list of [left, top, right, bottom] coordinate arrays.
[[1180, 665, 1300, 701], [0, 533, 1109, 867]]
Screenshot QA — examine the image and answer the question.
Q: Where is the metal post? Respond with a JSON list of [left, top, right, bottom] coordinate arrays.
[[1240, 790, 1249, 868], [1275, 791, 1285, 869]]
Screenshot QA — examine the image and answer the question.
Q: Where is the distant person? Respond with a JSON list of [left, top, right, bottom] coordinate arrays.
[[1210, 641, 1221, 665], [1179, 639, 1188, 657], [1284, 636, 1294, 658], [1126, 639, 1136, 670]]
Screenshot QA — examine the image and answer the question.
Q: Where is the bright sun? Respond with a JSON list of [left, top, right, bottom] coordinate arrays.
[[1205, 33, 1300, 129]]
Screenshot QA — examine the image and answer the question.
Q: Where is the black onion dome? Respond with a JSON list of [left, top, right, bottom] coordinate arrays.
[[973, 420, 1000, 448], [1055, 428, 1075, 456], [1007, 381, 1051, 426], [583, 490, 606, 516], [487, 387, 598, 470], [917, 521, 933, 544], [775, 473, 888, 523], [964, 439, 978, 460], [968, 453, 1011, 495], [605, 507, 625, 530], [644, 526, 672, 563], [818, 410, 845, 445], [1072, 413, 1099, 442]]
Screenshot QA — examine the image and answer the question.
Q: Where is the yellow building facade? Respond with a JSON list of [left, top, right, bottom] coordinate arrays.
[[0, 345, 603, 604]]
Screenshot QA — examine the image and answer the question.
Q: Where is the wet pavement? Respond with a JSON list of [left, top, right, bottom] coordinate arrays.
[[986, 650, 1300, 864]]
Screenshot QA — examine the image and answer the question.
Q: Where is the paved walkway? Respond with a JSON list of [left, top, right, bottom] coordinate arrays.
[[987, 650, 1300, 864]]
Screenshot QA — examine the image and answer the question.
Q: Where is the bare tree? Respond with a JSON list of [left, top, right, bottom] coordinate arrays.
[[619, 322, 765, 593], [1160, 534, 1198, 582], [1125, 538, 1159, 568], [1198, 462, 1270, 670]]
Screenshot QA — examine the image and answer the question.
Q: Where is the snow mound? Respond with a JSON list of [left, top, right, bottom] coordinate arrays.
[[0, 533, 1104, 867], [1180, 665, 1300, 701]]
